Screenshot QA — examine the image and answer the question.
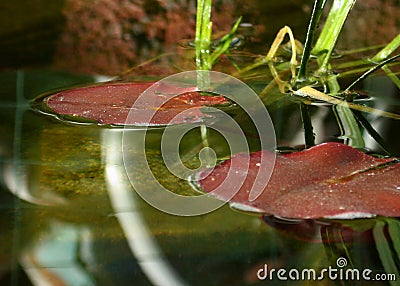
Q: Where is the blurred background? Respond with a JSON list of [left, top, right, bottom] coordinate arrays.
[[1, 0, 399, 76]]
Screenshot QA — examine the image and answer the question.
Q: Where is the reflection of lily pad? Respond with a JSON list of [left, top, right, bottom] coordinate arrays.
[[262, 216, 375, 243], [198, 142, 400, 219], [44, 82, 229, 126]]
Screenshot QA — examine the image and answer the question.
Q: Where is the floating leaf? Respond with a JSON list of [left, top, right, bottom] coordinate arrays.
[[44, 82, 228, 126], [197, 142, 400, 219]]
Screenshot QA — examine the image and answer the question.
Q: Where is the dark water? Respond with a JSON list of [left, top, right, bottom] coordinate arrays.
[[0, 70, 399, 285], [0, 0, 311, 73]]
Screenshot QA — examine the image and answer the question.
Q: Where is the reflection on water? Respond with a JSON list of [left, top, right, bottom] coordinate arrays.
[[1, 70, 399, 285]]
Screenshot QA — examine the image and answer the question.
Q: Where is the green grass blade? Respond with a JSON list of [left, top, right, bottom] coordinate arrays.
[[345, 54, 400, 92], [335, 105, 365, 148], [312, 0, 357, 73], [201, 0, 212, 70], [372, 34, 400, 62], [370, 34, 400, 89], [382, 65, 400, 90], [369, 33, 400, 89], [297, 0, 327, 81], [209, 17, 242, 67]]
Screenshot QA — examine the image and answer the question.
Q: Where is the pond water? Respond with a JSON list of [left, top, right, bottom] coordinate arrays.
[[1, 0, 400, 285], [0, 70, 399, 286]]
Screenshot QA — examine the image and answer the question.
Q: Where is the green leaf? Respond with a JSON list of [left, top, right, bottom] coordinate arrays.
[[208, 17, 242, 67], [312, 0, 357, 73]]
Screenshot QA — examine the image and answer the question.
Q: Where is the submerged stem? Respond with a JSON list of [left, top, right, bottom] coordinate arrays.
[[299, 103, 315, 148], [352, 110, 394, 156], [335, 105, 365, 149]]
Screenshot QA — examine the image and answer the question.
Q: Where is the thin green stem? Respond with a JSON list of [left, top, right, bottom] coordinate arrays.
[[297, 0, 327, 81], [338, 44, 387, 56], [382, 65, 400, 90], [195, 0, 212, 71], [370, 34, 400, 89], [195, 0, 242, 88], [344, 54, 400, 93], [209, 17, 242, 67], [334, 105, 365, 149], [334, 59, 370, 70], [337, 62, 400, 79], [371, 33, 400, 62], [195, 0, 212, 89]]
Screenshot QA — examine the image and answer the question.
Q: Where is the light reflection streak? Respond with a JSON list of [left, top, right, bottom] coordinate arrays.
[[102, 129, 187, 286]]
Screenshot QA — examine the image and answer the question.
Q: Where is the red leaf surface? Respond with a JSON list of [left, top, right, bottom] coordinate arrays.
[[198, 142, 400, 219], [46, 82, 228, 125]]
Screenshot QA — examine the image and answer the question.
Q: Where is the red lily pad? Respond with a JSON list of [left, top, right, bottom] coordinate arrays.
[[197, 142, 400, 219], [45, 82, 229, 125]]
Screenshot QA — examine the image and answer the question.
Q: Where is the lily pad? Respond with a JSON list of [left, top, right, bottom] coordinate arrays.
[[45, 82, 229, 126], [197, 142, 400, 219]]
